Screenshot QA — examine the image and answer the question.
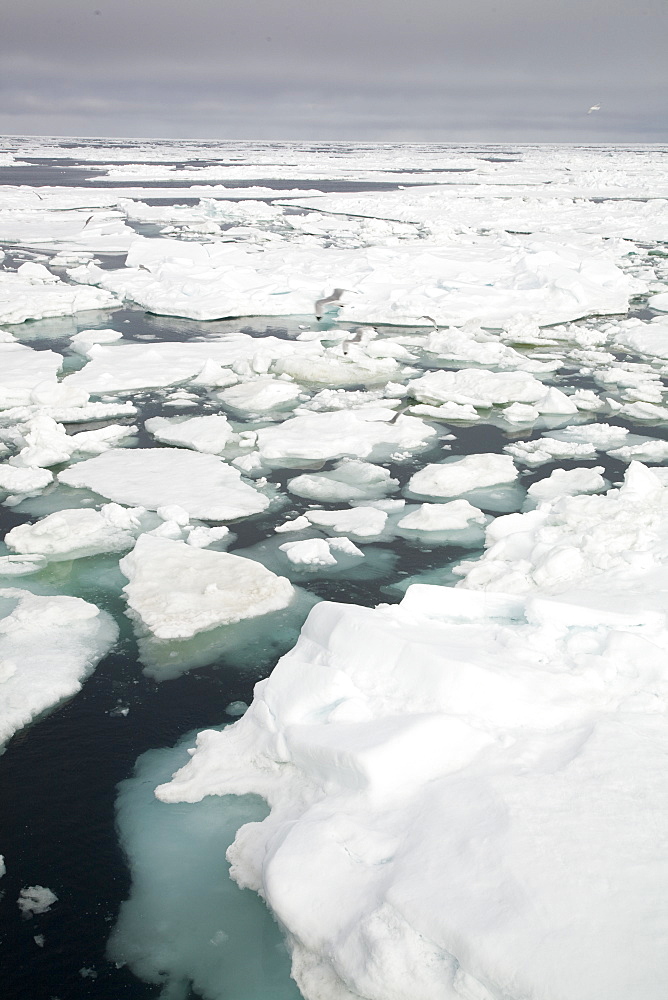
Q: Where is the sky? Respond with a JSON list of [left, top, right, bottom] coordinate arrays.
[[1, 0, 666, 143]]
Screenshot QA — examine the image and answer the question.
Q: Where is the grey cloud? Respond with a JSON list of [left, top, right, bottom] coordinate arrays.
[[0, 0, 665, 140]]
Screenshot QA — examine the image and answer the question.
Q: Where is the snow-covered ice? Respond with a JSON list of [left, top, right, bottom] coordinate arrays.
[[0, 266, 118, 325], [4, 504, 155, 562], [0, 589, 118, 748], [144, 414, 235, 454], [68, 230, 640, 327], [406, 453, 518, 500], [287, 459, 399, 502], [58, 448, 270, 521], [119, 535, 295, 640], [158, 578, 668, 1000], [255, 409, 437, 468]]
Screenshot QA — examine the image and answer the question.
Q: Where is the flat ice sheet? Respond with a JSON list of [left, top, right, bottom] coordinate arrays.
[[58, 449, 270, 521], [69, 231, 639, 327], [256, 409, 437, 468], [61, 338, 315, 394]]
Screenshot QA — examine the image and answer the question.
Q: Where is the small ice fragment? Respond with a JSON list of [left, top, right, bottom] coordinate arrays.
[[275, 516, 311, 533], [224, 701, 248, 717], [18, 886, 58, 917]]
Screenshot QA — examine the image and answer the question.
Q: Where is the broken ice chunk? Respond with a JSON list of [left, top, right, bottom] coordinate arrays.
[[288, 459, 399, 503], [145, 414, 235, 455], [119, 535, 295, 640], [5, 503, 155, 562], [17, 886, 58, 917], [216, 377, 302, 415], [407, 454, 518, 499]]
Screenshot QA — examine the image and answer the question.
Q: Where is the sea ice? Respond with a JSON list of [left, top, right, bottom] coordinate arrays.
[[458, 461, 668, 603], [409, 368, 548, 408], [144, 414, 235, 455], [60, 338, 315, 395], [5, 504, 155, 562], [256, 409, 437, 469], [0, 589, 118, 748], [406, 454, 518, 499], [524, 466, 608, 508], [69, 327, 123, 355], [505, 436, 599, 467], [68, 229, 639, 327], [278, 537, 364, 570], [17, 886, 58, 917], [119, 535, 295, 640], [107, 735, 300, 1000], [649, 291, 668, 312], [0, 267, 118, 325], [0, 342, 63, 407], [158, 582, 668, 1000], [216, 377, 302, 415], [0, 466, 53, 498], [58, 448, 270, 521], [395, 500, 488, 547], [304, 507, 389, 541], [272, 350, 400, 388], [287, 459, 399, 502]]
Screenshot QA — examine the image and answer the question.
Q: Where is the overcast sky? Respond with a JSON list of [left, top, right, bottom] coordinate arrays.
[[1, 0, 666, 143]]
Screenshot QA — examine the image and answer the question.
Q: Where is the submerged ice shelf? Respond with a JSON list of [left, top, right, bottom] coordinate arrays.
[[1, 137, 668, 1000]]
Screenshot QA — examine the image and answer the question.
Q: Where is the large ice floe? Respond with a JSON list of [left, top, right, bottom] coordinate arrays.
[[68, 230, 639, 327], [2, 137, 668, 999], [158, 465, 668, 1000]]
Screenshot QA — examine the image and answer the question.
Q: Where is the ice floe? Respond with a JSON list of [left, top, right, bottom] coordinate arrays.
[[144, 414, 235, 454], [3, 137, 668, 1000], [17, 886, 58, 917], [287, 459, 399, 502], [58, 448, 270, 520], [119, 535, 295, 640], [406, 453, 518, 500], [157, 577, 668, 1000], [458, 461, 668, 603], [0, 266, 118, 325], [67, 229, 640, 327], [5, 504, 155, 562], [0, 589, 117, 748], [255, 409, 437, 469]]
